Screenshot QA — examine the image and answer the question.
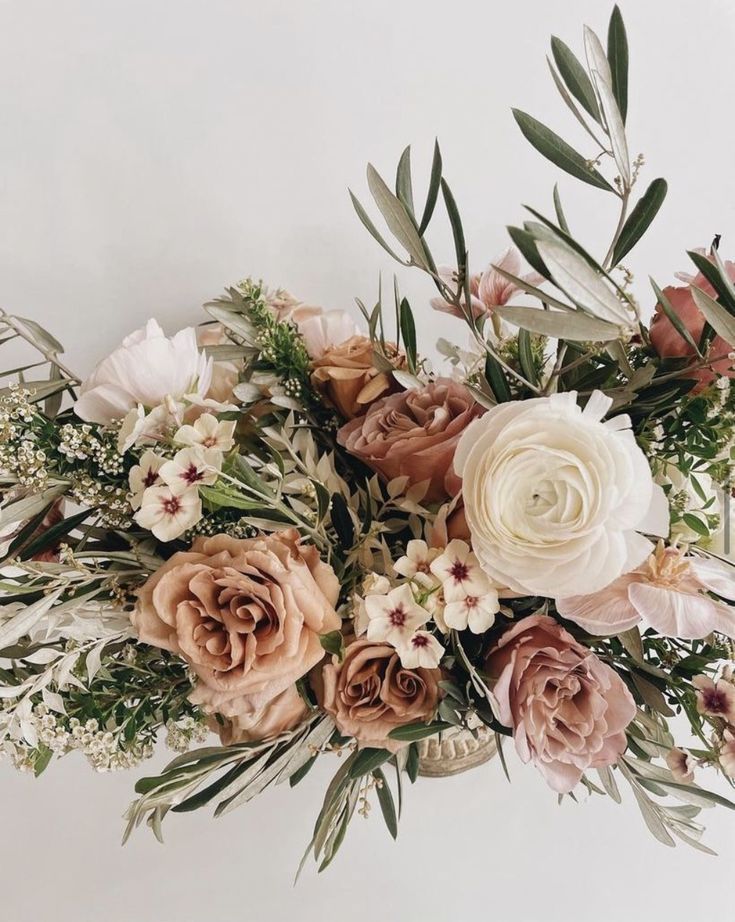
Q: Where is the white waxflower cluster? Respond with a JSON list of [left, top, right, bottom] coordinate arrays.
[[164, 715, 209, 753], [70, 474, 132, 529], [57, 423, 125, 477]]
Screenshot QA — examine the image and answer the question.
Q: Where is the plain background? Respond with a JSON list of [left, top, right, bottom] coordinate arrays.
[[1, 1, 734, 920]]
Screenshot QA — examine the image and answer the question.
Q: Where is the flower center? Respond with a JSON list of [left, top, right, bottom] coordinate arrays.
[[162, 496, 181, 515], [449, 561, 469, 583], [182, 463, 204, 485], [464, 595, 479, 609], [388, 604, 407, 627], [411, 634, 428, 648], [143, 468, 159, 487], [703, 689, 728, 714]]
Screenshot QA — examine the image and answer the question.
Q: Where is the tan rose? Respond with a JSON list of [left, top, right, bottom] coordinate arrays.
[[337, 377, 483, 503], [132, 529, 340, 718], [210, 685, 309, 745], [487, 614, 636, 793], [319, 639, 440, 752], [311, 335, 403, 419]]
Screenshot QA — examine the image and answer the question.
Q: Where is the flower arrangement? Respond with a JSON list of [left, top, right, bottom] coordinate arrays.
[[2, 5, 735, 870]]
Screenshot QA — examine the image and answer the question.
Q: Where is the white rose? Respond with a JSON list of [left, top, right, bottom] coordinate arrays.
[[74, 319, 212, 425], [454, 390, 669, 597]]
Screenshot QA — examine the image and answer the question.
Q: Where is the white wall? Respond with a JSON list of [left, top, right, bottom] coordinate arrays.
[[0, 1, 734, 919]]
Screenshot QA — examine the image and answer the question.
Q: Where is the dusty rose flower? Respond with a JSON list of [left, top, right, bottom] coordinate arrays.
[[487, 614, 636, 793], [132, 530, 340, 717], [319, 639, 440, 752], [311, 336, 403, 419], [720, 730, 735, 778], [431, 247, 543, 319], [337, 378, 483, 503], [665, 747, 695, 783], [557, 545, 735, 640], [649, 253, 735, 390], [211, 685, 309, 746], [692, 674, 735, 722]]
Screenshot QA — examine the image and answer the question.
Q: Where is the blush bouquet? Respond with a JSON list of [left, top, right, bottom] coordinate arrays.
[[1, 5, 734, 870]]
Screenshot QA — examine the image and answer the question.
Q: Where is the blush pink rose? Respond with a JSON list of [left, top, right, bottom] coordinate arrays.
[[132, 530, 340, 723], [210, 685, 309, 745], [486, 614, 636, 793], [649, 253, 735, 389], [337, 378, 483, 503]]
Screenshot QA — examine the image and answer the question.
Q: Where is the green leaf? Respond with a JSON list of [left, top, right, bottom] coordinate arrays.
[[289, 755, 317, 788], [612, 178, 668, 265], [550, 36, 600, 121], [319, 630, 344, 659], [13, 317, 64, 354], [511, 109, 613, 191], [552, 184, 570, 234], [366, 164, 429, 268], [507, 226, 550, 280], [395, 145, 414, 215], [687, 249, 735, 314], [440, 178, 466, 275], [419, 140, 443, 235], [517, 329, 538, 386], [690, 285, 735, 346], [373, 768, 398, 839], [348, 747, 392, 778], [349, 190, 406, 265], [399, 298, 418, 374], [20, 508, 91, 560], [607, 5, 629, 123], [535, 237, 630, 323], [484, 352, 511, 402], [651, 279, 703, 357], [388, 721, 452, 742], [497, 305, 621, 342], [584, 26, 630, 186], [682, 513, 710, 538], [405, 743, 420, 782]]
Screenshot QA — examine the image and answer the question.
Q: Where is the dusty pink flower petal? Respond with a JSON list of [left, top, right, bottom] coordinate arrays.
[[692, 674, 735, 722], [665, 747, 695, 783], [720, 730, 735, 778], [487, 614, 636, 794], [557, 548, 735, 640]]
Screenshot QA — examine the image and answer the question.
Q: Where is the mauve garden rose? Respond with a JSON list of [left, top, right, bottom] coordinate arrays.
[[319, 639, 440, 752], [74, 319, 212, 425], [486, 614, 636, 793], [337, 378, 483, 503], [649, 253, 735, 390], [211, 685, 309, 745], [311, 335, 403, 419], [132, 530, 340, 725]]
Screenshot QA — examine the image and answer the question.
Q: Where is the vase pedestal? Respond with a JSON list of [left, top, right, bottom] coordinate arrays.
[[417, 725, 497, 777]]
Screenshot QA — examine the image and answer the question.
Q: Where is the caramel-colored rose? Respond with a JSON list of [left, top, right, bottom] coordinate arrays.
[[337, 378, 483, 502], [311, 335, 403, 419], [487, 614, 636, 793], [320, 639, 440, 752], [132, 529, 340, 719], [210, 685, 309, 746]]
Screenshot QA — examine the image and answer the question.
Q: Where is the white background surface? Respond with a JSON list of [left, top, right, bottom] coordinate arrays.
[[1, 1, 734, 920]]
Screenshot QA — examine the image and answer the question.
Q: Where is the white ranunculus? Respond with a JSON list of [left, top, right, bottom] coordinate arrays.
[[74, 319, 212, 425], [454, 390, 669, 597]]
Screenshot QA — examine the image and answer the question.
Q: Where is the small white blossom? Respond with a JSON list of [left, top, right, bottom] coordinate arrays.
[[128, 449, 165, 510], [174, 413, 236, 456], [159, 446, 221, 491], [443, 591, 499, 634], [353, 573, 391, 636], [394, 539, 441, 587], [364, 584, 428, 646], [430, 539, 496, 602], [134, 483, 202, 541], [395, 630, 444, 669]]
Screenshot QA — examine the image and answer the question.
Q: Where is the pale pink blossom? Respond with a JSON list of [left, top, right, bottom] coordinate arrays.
[[720, 730, 735, 778], [430, 539, 496, 603], [174, 413, 236, 457], [353, 573, 391, 636], [117, 400, 184, 454], [364, 584, 428, 647], [158, 447, 221, 492], [692, 674, 735, 722], [557, 545, 735, 639], [665, 747, 695, 783], [396, 630, 444, 669], [128, 450, 165, 510], [134, 484, 202, 542], [430, 247, 543, 319], [443, 591, 499, 634], [75, 320, 211, 425], [393, 539, 441, 584], [295, 308, 359, 359]]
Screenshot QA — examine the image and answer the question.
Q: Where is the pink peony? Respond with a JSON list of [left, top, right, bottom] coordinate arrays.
[[431, 247, 542, 319], [557, 545, 735, 640], [486, 614, 636, 793]]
